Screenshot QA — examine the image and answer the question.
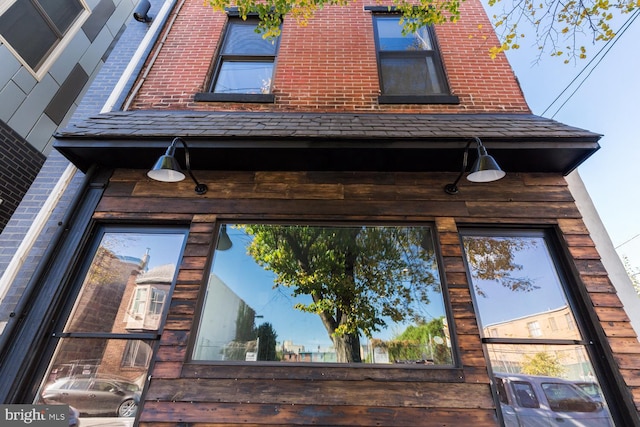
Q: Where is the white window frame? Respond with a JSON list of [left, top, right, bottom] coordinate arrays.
[[126, 284, 168, 331], [526, 321, 542, 337]]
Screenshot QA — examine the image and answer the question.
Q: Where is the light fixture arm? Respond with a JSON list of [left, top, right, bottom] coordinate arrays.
[[170, 138, 207, 194], [444, 137, 504, 194], [444, 138, 476, 195]]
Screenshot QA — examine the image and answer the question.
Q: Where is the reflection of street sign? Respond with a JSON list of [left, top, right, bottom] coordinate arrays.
[[433, 336, 444, 345], [245, 352, 257, 361]]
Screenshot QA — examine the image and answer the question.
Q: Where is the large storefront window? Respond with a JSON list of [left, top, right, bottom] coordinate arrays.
[[462, 231, 615, 426], [193, 224, 453, 366], [35, 229, 186, 424]]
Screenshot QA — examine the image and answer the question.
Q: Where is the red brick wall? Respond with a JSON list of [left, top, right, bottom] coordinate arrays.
[[129, 0, 530, 113]]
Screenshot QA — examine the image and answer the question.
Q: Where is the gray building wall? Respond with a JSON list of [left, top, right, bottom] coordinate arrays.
[[0, 0, 137, 230], [0, 0, 169, 341]]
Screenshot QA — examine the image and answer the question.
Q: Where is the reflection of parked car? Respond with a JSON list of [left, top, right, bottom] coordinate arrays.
[[574, 381, 604, 403], [42, 376, 140, 417], [494, 373, 612, 427]]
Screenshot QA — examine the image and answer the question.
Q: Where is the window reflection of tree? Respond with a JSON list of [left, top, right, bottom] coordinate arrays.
[[242, 225, 443, 363], [464, 237, 539, 296]]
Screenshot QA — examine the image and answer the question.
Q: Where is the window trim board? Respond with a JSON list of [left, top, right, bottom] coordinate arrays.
[[195, 92, 276, 103], [378, 94, 459, 104]]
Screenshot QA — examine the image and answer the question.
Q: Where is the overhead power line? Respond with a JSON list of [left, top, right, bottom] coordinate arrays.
[[542, 9, 640, 118], [615, 233, 640, 250]]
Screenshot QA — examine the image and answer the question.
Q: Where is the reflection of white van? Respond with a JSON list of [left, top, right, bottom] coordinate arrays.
[[494, 373, 613, 426]]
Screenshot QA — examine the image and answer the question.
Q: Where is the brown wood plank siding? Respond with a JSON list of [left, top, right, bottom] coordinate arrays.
[[139, 402, 498, 426], [92, 170, 639, 424], [558, 217, 640, 412]]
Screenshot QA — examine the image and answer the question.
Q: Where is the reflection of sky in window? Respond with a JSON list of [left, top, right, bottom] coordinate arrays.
[[214, 61, 273, 94], [465, 236, 571, 327], [101, 232, 186, 271], [376, 17, 432, 51], [211, 227, 447, 351]]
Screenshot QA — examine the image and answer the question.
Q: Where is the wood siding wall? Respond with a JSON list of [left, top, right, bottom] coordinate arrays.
[[93, 169, 640, 426]]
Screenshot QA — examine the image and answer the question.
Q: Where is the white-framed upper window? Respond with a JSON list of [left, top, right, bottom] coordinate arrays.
[[0, 0, 89, 78], [526, 321, 542, 337], [126, 284, 169, 331]]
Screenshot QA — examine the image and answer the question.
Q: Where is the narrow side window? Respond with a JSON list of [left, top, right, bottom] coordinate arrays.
[[33, 228, 187, 422]]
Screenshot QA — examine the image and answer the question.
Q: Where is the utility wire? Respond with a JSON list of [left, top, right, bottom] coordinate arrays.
[[615, 233, 640, 250], [542, 9, 640, 118]]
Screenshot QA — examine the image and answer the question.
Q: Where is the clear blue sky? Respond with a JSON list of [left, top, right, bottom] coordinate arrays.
[[489, 8, 640, 273]]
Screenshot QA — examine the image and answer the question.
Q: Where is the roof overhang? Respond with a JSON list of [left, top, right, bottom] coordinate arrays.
[[54, 111, 601, 174]]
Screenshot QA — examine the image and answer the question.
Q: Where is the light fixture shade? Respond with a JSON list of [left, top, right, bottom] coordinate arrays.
[[467, 146, 506, 183], [147, 137, 208, 194], [216, 225, 232, 250], [147, 145, 186, 182]]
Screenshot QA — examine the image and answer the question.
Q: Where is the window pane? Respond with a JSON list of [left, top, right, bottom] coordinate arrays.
[[375, 17, 433, 51], [122, 340, 153, 368], [489, 344, 598, 380], [463, 235, 580, 340], [380, 56, 446, 95], [65, 232, 185, 333], [38, 0, 84, 34], [213, 61, 274, 94], [463, 233, 614, 426], [223, 22, 278, 55], [490, 345, 614, 424], [0, 1, 57, 69], [36, 338, 147, 419], [193, 224, 452, 365]]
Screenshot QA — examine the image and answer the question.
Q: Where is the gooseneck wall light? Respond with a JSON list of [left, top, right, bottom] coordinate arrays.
[[147, 137, 208, 194], [444, 137, 505, 195]]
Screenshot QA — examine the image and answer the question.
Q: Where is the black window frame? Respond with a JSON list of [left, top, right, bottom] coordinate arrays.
[[367, 8, 459, 105], [0, 0, 86, 74], [21, 225, 189, 416], [187, 220, 462, 372], [460, 227, 638, 427], [195, 15, 280, 103]]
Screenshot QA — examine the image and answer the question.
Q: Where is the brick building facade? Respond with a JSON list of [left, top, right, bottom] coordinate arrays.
[[1, 0, 639, 425]]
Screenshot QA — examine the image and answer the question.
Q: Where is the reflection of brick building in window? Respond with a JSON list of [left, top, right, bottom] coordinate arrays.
[[100, 260, 175, 381], [66, 248, 140, 333], [50, 250, 142, 380], [49, 248, 175, 384], [483, 306, 588, 377], [483, 306, 580, 341]]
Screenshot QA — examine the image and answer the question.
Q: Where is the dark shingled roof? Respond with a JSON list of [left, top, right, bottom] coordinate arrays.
[[54, 111, 601, 174], [58, 110, 599, 139]]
